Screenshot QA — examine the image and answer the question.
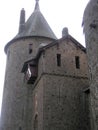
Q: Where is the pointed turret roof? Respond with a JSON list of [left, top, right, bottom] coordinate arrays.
[[15, 0, 57, 39], [5, 0, 57, 53]]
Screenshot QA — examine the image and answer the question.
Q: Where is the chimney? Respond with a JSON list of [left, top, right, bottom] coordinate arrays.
[[62, 27, 69, 37], [19, 8, 25, 33]]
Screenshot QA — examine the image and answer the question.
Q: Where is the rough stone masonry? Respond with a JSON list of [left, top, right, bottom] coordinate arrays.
[[83, 0, 98, 130]]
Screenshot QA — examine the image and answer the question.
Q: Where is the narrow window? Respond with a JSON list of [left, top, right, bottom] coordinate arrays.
[[57, 54, 61, 66], [29, 44, 33, 54], [75, 56, 80, 69], [83, 89, 90, 129]]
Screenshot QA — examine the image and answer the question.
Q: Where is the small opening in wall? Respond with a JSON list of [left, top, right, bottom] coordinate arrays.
[[57, 54, 61, 67], [75, 56, 80, 69], [29, 44, 33, 54]]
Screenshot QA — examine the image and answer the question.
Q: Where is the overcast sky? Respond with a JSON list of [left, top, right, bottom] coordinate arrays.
[[0, 0, 89, 113]]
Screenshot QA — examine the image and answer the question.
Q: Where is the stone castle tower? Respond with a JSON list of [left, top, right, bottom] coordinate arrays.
[[83, 0, 98, 130], [0, 0, 91, 130]]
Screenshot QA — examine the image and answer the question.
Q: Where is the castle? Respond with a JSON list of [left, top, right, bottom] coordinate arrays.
[[0, 0, 92, 130]]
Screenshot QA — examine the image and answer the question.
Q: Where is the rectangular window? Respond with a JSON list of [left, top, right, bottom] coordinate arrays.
[[57, 54, 61, 66], [29, 44, 33, 54], [75, 56, 80, 69]]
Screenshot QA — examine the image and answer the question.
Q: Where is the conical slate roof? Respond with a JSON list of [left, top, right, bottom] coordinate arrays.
[[16, 1, 57, 39], [5, 0, 57, 53]]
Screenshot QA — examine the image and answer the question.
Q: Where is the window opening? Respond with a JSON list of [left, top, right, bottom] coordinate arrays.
[[83, 89, 90, 129], [57, 54, 61, 66], [75, 56, 80, 69], [29, 44, 33, 54]]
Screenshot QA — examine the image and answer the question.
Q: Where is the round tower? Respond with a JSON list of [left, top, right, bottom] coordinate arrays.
[[0, 1, 57, 130], [83, 0, 98, 130]]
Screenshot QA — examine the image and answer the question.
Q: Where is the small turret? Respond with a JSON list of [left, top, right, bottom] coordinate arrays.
[[19, 8, 25, 33]]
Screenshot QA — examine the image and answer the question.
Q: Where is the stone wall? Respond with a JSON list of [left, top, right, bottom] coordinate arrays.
[[43, 75, 90, 130], [83, 0, 98, 129], [38, 38, 88, 78], [33, 38, 90, 130], [0, 37, 53, 130]]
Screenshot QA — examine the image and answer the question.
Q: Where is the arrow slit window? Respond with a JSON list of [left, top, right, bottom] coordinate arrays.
[[57, 54, 61, 67], [29, 44, 33, 54], [75, 56, 80, 69]]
